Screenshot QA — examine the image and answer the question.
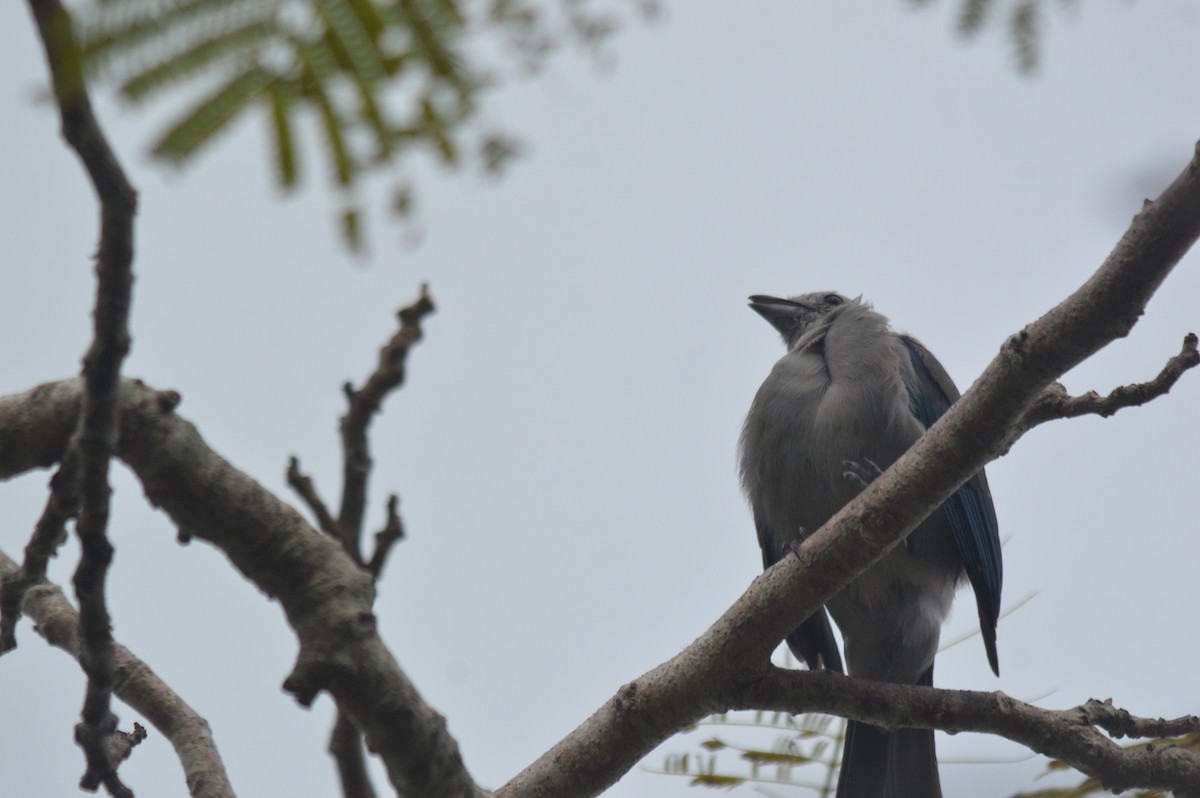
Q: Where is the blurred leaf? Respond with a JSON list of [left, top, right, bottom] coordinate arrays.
[[913, 0, 1083, 74], [1009, 0, 1040, 73], [341, 205, 363, 251], [265, 77, 299, 188], [76, 0, 646, 250], [119, 18, 278, 102], [956, 0, 996, 35], [152, 64, 274, 161]]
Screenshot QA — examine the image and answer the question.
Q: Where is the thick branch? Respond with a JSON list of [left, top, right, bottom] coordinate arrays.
[[739, 669, 1200, 798], [0, 550, 237, 798], [25, 0, 139, 794], [337, 285, 434, 562], [0, 380, 486, 798]]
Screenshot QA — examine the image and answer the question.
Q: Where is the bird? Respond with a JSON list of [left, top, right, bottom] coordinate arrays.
[[738, 292, 1002, 798]]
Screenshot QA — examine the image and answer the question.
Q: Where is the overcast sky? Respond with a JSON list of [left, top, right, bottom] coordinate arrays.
[[2, 1, 1198, 797]]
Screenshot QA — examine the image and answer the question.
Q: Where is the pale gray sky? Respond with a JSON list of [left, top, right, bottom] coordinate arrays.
[[1, 1, 1198, 797]]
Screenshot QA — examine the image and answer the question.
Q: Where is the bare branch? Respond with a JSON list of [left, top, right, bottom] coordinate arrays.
[[366, 494, 405, 580], [324, 289, 428, 798], [1019, 332, 1199, 431], [337, 285, 435, 562], [286, 456, 341, 539], [25, 0, 139, 793], [0, 379, 487, 798], [1078, 698, 1200, 740], [0, 453, 79, 652], [329, 711, 378, 798], [0, 550, 237, 798], [737, 669, 1200, 798]]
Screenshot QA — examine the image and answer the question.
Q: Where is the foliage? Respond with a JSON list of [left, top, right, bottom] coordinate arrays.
[[71, 0, 1080, 251], [656, 710, 844, 796], [909, 0, 1080, 73], [76, 0, 655, 250]]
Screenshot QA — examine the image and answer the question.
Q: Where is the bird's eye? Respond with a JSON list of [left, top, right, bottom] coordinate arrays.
[[825, 294, 843, 306]]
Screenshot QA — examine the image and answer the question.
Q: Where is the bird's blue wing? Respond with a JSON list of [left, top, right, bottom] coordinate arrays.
[[900, 336, 1003, 675]]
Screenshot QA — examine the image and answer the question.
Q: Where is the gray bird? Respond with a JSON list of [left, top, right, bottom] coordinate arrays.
[[739, 292, 1001, 798]]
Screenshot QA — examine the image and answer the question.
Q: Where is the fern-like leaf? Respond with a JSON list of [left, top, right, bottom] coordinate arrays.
[[152, 64, 274, 161], [265, 77, 299, 188], [81, 0, 264, 76], [318, 0, 386, 83], [118, 17, 277, 102], [298, 38, 356, 186]]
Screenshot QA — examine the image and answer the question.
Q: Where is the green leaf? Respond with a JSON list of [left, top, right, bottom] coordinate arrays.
[[298, 39, 356, 186], [119, 18, 278, 103], [265, 78, 299, 189], [152, 64, 274, 161], [341, 205, 364, 251], [318, 0, 387, 83], [81, 0, 262, 74]]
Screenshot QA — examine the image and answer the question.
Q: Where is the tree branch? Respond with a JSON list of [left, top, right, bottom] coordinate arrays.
[[366, 494, 405, 581], [0, 550, 237, 798], [1019, 332, 1199, 431], [24, 0, 139, 793], [337, 284, 435, 562], [286, 456, 341, 539], [329, 711, 378, 798], [325, 286, 431, 797], [737, 669, 1200, 798], [0, 379, 487, 798], [0, 452, 79, 652]]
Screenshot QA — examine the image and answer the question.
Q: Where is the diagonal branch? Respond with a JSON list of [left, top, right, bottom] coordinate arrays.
[[286, 456, 341, 539], [25, 0, 139, 794], [0, 549, 236, 798]]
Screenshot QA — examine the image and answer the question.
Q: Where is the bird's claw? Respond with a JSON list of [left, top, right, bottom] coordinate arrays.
[[842, 458, 884, 489]]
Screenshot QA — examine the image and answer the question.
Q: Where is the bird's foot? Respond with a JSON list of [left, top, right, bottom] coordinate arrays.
[[842, 457, 884, 489], [784, 537, 807, 561]]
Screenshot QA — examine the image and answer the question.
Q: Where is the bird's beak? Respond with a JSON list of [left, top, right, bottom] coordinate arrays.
[[748, 295, 810, 334]]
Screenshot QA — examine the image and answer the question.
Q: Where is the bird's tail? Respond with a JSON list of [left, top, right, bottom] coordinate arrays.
[[836, 722, 940, 798], [835, 668, 941, 798]]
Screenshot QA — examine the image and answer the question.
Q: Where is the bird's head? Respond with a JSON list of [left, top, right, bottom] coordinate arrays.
[[748, 292, 854, 349]]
